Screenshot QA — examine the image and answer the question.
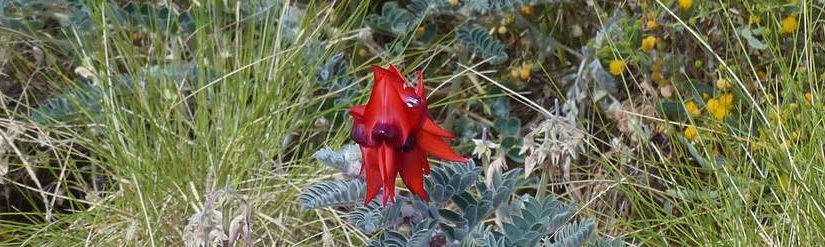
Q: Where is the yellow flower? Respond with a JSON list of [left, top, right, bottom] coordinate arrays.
[[678, 0, 693, 11], [684, 126, 699, 141], [804, 92, 813, 104], [716, 78, 731, 90], [706, 93, 734, 120], [609, 59, 626, 76], [416, 26, 426, 36], [781, 16, 798, 34], [757, 70, 768, 79], [520, 5, 535, 16], [647, 19, 659, 30], [510, 68, 520, 79], [749, 15, 762, 26], [712, 106, 729, 120], [685, 100, 701, 117], [497, 26, 508, 34], [707, 99, 719, 109], [519, 63, 532, 80], [448, 0, 460, 6], [720, 93, 735, 107], [707, 98, 728, 120], [641, 36, 657, 52]]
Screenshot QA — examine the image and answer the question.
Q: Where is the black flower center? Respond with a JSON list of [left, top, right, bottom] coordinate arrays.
[[400, 136, 416, 152], [371, 122, 401, 146]]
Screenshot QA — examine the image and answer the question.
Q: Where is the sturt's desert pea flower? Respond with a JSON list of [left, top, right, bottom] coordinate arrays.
[[349, 65, 467, 205]]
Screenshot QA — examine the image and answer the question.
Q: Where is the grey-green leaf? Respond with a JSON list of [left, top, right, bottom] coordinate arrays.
[[739, 27, 768, 50], [298, 180, 365, 209], [457, 26, 508, 64]]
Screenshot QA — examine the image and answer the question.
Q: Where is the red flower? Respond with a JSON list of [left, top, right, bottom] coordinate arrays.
[[349, 65, 467, 204]]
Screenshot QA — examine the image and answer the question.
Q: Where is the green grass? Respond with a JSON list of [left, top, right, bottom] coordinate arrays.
[[0, 0, 375, 245], [590, 0, 825, 245]]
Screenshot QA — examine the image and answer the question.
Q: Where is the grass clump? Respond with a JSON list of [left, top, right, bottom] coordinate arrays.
[[1, 0, 373, 245]]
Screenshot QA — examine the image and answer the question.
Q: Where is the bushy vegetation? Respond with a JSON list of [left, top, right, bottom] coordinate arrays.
[[0, 0, 823, 246]]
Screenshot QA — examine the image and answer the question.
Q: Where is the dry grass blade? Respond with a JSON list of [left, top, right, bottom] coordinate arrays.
[[0, 120, 50, 220]]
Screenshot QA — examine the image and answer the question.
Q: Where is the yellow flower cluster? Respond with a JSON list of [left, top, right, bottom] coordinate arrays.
[[678, 0, 693, 12], [510, 62, 533, 81], [684, 100, 701, 117], [781, 16, 798, 34], [609, 59, 626, 76], [715, 78, 731, 90], [706, 93, 735, 120], [749, 15, 761, 26], [520, 5, 535, 16], [641, 36, 657, 53], [684, 126, 698, 141], [448, 0, 460, 6]]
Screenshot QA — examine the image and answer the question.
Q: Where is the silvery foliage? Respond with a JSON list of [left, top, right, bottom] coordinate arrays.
[[366, 1, 421, 36], [299, 145, 616, 247], [366, 0, 563, 65], [312, 144, 362, 177], [314, 52, 360, 105], [456, 26, 509, 65]]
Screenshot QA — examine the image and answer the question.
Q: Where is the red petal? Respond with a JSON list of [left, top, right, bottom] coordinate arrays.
[[388, 65, 406, 85], [349, 105, 366, 118], [361, 147, 381, 204], [417, 130, 467, 162], [365, 66, 413, 147], [401, 71, 427, 128], [423, 161, 430, 174], [399, 147, 429, 201], [421, 118, 456, 139], [378, 144, 397, 204]]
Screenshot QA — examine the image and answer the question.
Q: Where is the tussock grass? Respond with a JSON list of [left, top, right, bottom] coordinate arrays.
[[1, 0, 374, 245]]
